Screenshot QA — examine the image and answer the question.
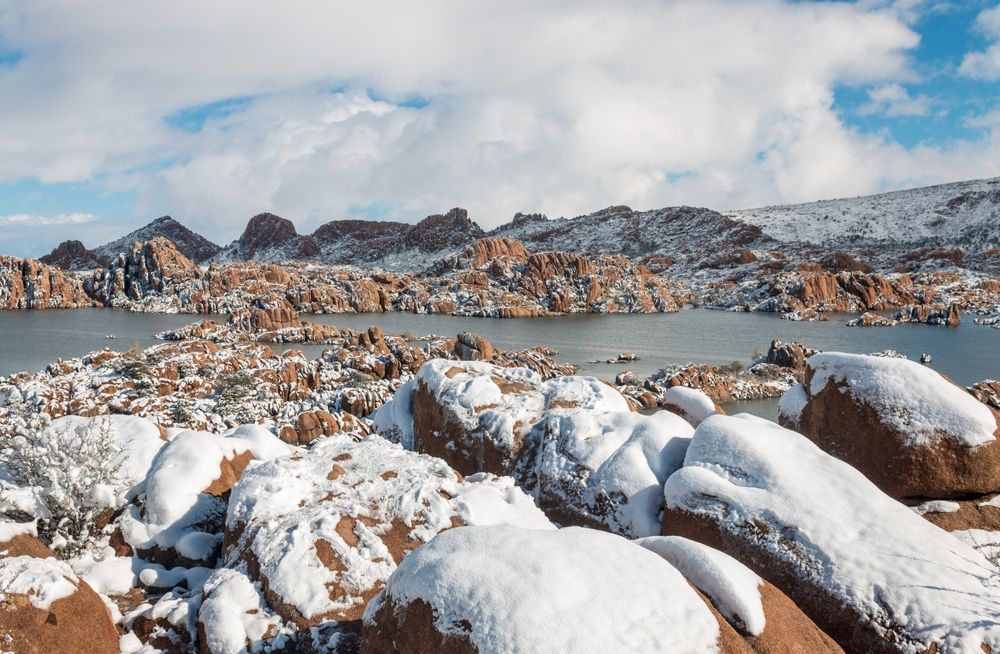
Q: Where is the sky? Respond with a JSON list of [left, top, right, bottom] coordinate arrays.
[[0, 0, 998, 257]]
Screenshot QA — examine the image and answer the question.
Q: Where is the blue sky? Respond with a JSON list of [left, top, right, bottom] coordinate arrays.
[[0, 0, 998, 257]]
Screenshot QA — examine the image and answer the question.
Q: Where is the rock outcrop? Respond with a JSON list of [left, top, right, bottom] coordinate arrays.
[[376, 359, 694, 537], [0, 257, 93, 309], [222, 434, 551, 628]]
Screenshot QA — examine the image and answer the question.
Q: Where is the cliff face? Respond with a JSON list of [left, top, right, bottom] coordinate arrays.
[[0, 257, 94, 309]]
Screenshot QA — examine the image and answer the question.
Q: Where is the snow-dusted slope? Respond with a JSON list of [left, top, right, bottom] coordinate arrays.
[[491, 206, 773, 261], [729, 177, 1000, 249], [94, 216, 221, 263]]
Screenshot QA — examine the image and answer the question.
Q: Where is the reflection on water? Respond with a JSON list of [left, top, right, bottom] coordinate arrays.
[[0, 308, 996, 421]]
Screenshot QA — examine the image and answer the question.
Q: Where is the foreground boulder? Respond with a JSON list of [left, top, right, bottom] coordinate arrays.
[[362, 525, 840, 654], [0, 555, 119, 654], [118, 425, 291, 566], [636, 536, 842, 654], [362, 526, 722, 653], [220, 433, 551, 631], [375, 359, 694, 537], [779, 352, 1000, 498], [663, 414, 1000, 654]]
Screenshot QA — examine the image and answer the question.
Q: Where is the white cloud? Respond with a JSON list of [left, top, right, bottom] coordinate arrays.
[[960, 4, 1000, 80], [858, 83, 933, 116], [0, 212, 94, 225], [0, 0, 997, 243]]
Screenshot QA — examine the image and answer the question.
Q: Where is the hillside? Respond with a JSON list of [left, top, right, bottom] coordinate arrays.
[[93, 215, 221, 263], [729, 177, 1000, 250]]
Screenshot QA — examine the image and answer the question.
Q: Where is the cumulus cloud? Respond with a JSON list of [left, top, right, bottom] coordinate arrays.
[[960, 4, 1000, 79], [0, 0, 997, 243], [858, 83, 933, 116]]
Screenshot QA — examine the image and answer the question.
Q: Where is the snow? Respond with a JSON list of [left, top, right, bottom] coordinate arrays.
[[535, 405, 692, 537], [543, 375, 630, 412], [366, 525, 721, 653], [912, 500, 961, 515], [0, 519, 37, 543], [776, 382, 807, 424], [198, 568, 282, 654], [636, 535, 765, 636], [119, 425, 291, 558], [662, 386, 718, 425], [665, 413, 1000, 654], [0, 555, 79, 609], [226, 433, 553, 623], [70, 548, 135, 596], [729, 176, 1000, 249], [807, 352, 997, 447], [371, 378, 415, 448], [43, 414, 166, 500]]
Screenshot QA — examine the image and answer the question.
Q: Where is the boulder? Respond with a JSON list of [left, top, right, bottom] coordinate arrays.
[[118, 425, 291, 566], [0, 555, 119, 654], [406, 360, 546, 476], [375, 360, 694, 537], [663, 414, 1000, 654], [361, 526, 722, 653], [223, 433, 552, 628], [636, 536, 842, 654], [779, 352, 1000, 498]]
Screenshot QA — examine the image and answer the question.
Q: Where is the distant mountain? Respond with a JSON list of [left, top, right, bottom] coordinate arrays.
[[93, 216, 221, 264], [215, 207, 486, 269], [39, 240, 108, 271], [728, 177, 1000, 250]]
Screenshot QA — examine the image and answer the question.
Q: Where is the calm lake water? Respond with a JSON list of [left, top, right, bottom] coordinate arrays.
[[0, 308, 996, 421]]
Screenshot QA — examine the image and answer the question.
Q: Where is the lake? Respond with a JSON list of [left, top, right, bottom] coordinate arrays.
[[0, 308, 996, 421]]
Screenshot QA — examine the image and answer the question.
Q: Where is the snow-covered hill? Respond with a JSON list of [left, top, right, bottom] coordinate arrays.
[[729, 177, 1000, 250], [94, 215, 221, 263]]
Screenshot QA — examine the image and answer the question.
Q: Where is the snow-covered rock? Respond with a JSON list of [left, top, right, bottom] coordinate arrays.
[[407, 359, 546, 476], [636, 535, 843, 653], [118, 425, 291, 566], [664, 413, 1000, 654], [780, 352, 1000, 498], [661, 386, 723, 426], [376, 359, 695, 537], [0, 554, 119, 653], [362, 525, 723, 653], [223, 433, 552, 628]]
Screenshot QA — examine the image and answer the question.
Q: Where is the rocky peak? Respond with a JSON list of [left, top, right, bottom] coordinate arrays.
[[238, 213, 298, 258], [312, 219, 408, 244], [405, 208, 486, 253], [39, 240, 108, 271]]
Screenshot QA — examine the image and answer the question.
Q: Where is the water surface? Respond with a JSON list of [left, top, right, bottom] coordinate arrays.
[[0, 309, 995, 422]]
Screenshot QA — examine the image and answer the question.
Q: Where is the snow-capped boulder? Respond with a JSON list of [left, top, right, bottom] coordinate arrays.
[[779, 352, 1000, 498], [0, 555, 119, 654], [362, 525, 725, 654], [406, 359, 546, 476], [525, 390, 693, 537], [663, 413, 1000, 654], [661, 386, 723, 426], [196, 567, 286, 654], [636, 536, 842, 653], [376, 360, 694, 537], [223, 433, 552, 629], [118, 425, 291, 566]]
